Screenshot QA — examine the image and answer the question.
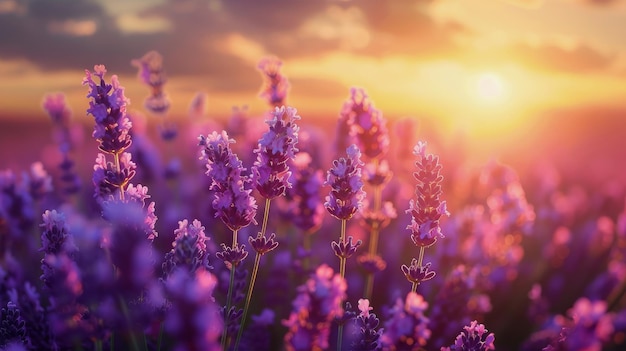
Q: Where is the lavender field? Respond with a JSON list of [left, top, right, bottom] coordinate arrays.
[[0, 53, 625, 351]]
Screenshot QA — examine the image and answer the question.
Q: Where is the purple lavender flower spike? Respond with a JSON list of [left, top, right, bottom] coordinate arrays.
[[131, 50, 170, 115], [83, 65, 132, 155], [407, 141, 449, 248], [252, 105, 300, 200], [0, 302, 28, 348], [200, 130, 258, 231], [381, 292, 431, 349], [43, 93, 81, 196], [283, 264, 347, 351], [351, 299, 383, 351], [258, 56, 290, 107], [26, 162, 52, 201], [549, 297, 614, 351], [441, 320, 495, 351], [325, 144, 366, 221], [249, 232, 279, 255], [40, 209, 76, 256], [42, 93, 71, 124], [163, 268, 223, 351], [340, 87, 389, 160], [331, 236, 363, 259], [289, 152, 325, 233], [162, 219, 212, 278]]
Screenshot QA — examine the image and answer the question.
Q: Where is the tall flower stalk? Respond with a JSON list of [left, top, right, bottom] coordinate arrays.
[[258, 56, 290, 108], [83, 64, 158, 350], [83, 65, 134, 202], [401, 141, 449, 293], [199, 130, 256, 349], [325, 144, 365, 350], [234, 106, 300, 350], [340, 87, 392, 300]]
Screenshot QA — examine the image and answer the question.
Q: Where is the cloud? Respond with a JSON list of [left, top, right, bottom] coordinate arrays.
[[47, 19, 97, 36], [298, 6, 370, 50], [511, 42, 615, 73], [116, 13, 171, 34]]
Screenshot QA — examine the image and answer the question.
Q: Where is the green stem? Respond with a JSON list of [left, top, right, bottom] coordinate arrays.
[[417, 246, 425, 267], [364, 179, 382, 300], [220, 228, 239, 349], [337, 324, 345, 351], [118, 295, 141, 351], [339, 219, 347, 279], [233, 253, 261, 350], [157, 322, 164, 351], [233, 198, 272, 351], [220, 261, 237, 349], [95, 339, 103, 351], [337, 219, 347, 351], [260, 198, 271, 237], [411, 247, 426, 293], [109, 333, 114, 351], [114, 152, 125, 201]]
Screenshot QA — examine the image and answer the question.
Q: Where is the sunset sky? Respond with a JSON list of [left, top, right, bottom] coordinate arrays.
[[0, 0, 625, 155]]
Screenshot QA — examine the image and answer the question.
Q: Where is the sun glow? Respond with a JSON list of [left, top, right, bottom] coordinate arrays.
[[476, 72, 507, 102]]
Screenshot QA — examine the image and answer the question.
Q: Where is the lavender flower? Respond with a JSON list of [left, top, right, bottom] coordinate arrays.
[[25, 162, 52, 201], [7, 284, 57, 351], [42, 93, 81, 196], [401, 260, 437, 286], [441, 320, 495, 351], [83, 65, 132, 155], [340, 87, 390, 160], [131, 50, 170, 114], [403, 141, 449, 291], [40, 210, 76, 256], [162, 219, 212, 279], [283, 264, 347, 351], [351, 299, 383, 351], [381, 292, 431, 349], [216, 243, 249, 269], [252, 105, 300, 200], [483, 163, 535, 236], [428, 266, 491, 348], [332, 236, 362, 260], [0, 302, 28, 348], [258, 56, 290, 107], [0, 170, 35, 237], [163, 268, 223, 351], [42, 93, 71, 125], [289, 152, 325, 233], [551, 298, 614, 351], [40, 254, 85, 340], [325, 144, 366, 221], [102, 196, 158, 299], [200, 131, 258, 232], [407, 141, 449, 248]]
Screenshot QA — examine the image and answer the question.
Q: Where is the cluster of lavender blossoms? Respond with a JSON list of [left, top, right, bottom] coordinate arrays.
[[258, 56, 290, 107], [283, 264, 347, 351], [402, 141, 450, 291], [131, 50, 170, 115]]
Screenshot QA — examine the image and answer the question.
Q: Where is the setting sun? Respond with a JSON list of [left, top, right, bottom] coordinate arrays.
[[476, 73, 507, 102]]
